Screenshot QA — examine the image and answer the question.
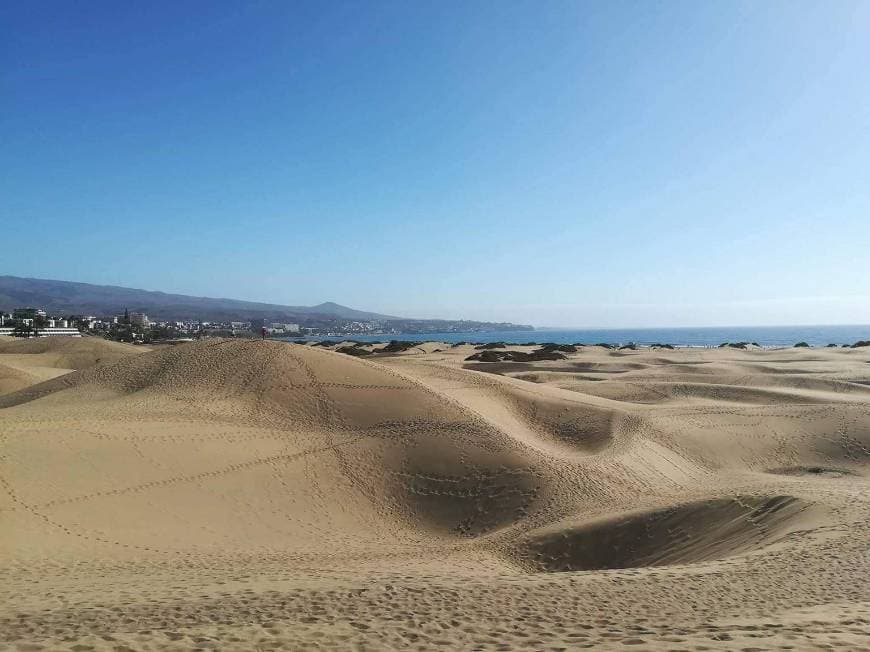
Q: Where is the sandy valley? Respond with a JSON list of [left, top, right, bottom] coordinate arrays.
[[1, 337, 869, 650]]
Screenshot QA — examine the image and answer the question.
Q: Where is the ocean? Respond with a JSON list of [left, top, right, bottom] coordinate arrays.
[[281, 324, 870, 348]]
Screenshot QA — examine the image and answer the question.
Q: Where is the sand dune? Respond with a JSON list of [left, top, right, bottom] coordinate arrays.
[[0, 360, 63, 396], [0, 335, 144, 367], [0, 337, 144, 397], [2, 338, 869, 650]]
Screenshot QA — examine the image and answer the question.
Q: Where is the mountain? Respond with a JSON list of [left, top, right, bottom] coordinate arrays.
[[306, 301, 396, 321], [0, 276, 402, 322]]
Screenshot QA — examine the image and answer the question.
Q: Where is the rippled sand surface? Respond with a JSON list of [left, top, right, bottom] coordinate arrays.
[[2, 337, 869, 650]]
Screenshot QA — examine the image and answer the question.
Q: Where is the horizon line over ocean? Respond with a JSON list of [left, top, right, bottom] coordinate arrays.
[[283, 324, 870, 348]]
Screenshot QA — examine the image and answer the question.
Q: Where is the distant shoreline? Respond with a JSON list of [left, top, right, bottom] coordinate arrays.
[[278, 324, 870, 348]]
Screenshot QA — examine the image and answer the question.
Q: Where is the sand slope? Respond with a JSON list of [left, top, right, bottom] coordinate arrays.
[[0, 335, 144, 367], [2, 339, 869, 650], [0, 337, 144, 396]]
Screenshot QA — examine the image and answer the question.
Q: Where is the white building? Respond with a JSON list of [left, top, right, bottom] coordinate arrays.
[[129, 313, 149, 328], [270, 323, 300, 333], [38, 327, 82, 337], [0, 327, 81, 338]]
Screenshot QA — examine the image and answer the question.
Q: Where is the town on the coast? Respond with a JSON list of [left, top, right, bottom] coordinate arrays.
[[0, 306, 331, 341], [0, 277, 533, 342], [0, 305, 530, 342]]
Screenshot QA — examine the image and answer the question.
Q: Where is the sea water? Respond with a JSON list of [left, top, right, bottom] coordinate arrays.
[[281, 324, 870, 348]]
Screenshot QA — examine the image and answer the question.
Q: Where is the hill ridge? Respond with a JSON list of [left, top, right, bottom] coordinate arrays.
[[0, 275, 402, 322]]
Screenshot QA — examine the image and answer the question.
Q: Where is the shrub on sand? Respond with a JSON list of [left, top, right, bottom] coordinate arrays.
[[538, 343, 578, 353], [336, 345, 372, 357], [380, 340, 421, 353], [465, 349, 567, 363]]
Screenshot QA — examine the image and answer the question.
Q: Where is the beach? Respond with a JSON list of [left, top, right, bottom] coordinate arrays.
[[1, 337, 869, 650]]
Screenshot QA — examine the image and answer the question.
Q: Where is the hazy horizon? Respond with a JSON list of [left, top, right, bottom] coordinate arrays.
[[2, 2, 868, 327], [4, 274, 870, 331]]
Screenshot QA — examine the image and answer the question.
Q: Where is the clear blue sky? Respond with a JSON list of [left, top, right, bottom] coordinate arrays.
[[2, 1, 868, 327]]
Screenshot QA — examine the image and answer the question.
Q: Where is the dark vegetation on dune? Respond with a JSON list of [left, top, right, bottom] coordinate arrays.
[[537, 343, 578, 353], [316, 337, 870, 357], [470, 342, 580, 352], [336, 345, 373, 357], [466, 349, 568, 363], [380, 340, 421, 353], [332, 340, 421, 356], [464, 350, 500, 363]]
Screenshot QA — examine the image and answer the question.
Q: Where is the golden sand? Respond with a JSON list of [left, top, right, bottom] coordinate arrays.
[[1, 337, 868, 650]]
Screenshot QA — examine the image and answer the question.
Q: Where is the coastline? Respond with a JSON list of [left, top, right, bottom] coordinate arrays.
[[278, 324, 870, 348]]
